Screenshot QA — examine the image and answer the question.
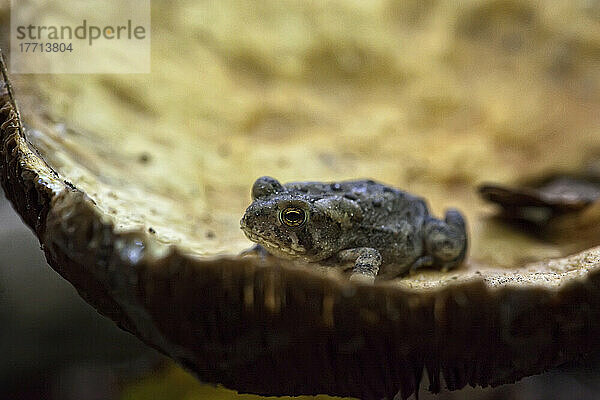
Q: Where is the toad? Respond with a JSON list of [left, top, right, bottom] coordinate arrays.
[[240, 176, 467, 282]]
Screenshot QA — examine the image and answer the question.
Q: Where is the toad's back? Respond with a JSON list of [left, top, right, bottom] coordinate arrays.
[[284, 179, 430, 228]]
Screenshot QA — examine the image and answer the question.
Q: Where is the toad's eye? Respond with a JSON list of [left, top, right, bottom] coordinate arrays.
[[279, 207, 307, 227]]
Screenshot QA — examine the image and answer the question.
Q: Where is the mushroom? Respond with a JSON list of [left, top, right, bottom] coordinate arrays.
[[3, 54, 600, 400], [2, 1, 600, 398]]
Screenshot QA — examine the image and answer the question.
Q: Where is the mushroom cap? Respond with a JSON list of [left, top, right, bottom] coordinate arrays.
[[2, 1, 600, 398]]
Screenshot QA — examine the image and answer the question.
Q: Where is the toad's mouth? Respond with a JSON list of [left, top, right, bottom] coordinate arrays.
[[241, 227, 306, 257]]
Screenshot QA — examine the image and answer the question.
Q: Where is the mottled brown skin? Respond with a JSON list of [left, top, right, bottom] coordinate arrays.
[[240, 177, 467, 281]]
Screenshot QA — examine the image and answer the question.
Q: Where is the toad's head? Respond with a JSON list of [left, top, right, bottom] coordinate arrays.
[[240, 176, 362, 262]]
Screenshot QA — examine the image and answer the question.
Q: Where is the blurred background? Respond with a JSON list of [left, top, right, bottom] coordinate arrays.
[[2, 0, 600, 398]]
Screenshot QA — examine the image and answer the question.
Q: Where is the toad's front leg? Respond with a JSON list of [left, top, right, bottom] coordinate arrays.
[[240, 244, 270, 260], [338, 247, 382, 283]]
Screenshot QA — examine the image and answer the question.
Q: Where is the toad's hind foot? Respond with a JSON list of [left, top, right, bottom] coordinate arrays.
[[424, 209, 468, 271], [409, 255, 434, 275]]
